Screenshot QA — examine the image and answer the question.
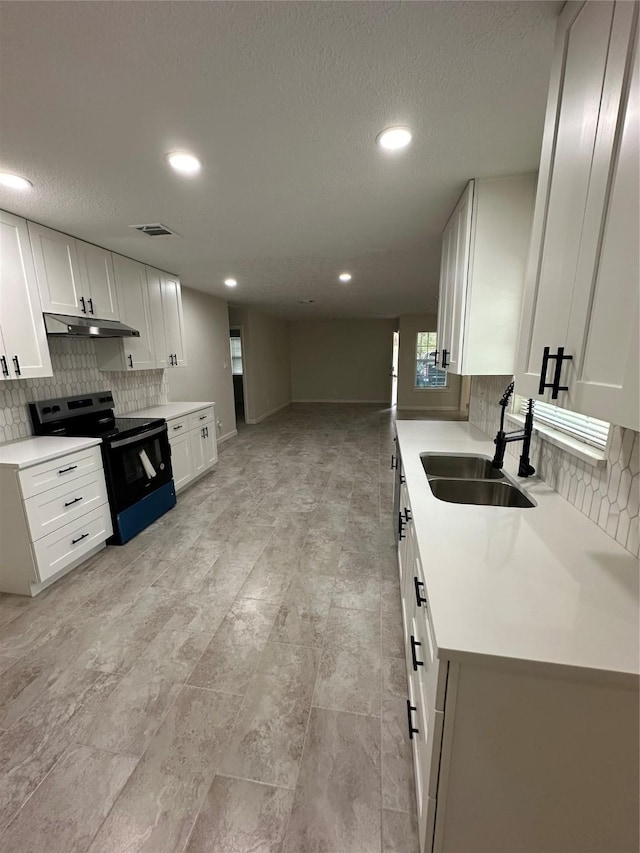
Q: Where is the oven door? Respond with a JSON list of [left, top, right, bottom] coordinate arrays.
[[104, 425, 173, 512]]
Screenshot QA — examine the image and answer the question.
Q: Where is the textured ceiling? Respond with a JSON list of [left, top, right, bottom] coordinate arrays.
[[0, 1, 561, 320]]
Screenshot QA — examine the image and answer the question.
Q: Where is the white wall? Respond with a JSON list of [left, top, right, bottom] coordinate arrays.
[[397, 313, 466, 411], [229, 306, 291, 423], [167, 286, 236, 442], [290, 319, 396, 403]]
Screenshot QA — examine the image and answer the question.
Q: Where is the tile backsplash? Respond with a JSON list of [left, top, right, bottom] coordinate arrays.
[[0, 338, 168, 443], [469, 375, 639, 557]]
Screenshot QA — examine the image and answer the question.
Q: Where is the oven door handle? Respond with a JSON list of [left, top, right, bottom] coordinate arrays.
[[109, 425, 167, 449]]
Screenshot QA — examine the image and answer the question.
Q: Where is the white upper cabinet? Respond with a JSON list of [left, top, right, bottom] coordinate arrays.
[[95, 255, 155, 371], [437, 175, 536, 375], [28, 221, 84, 316], [76, 241, 120, 321], [515, 0, 639, 430], [145, 267, 187, 369], [161, 273, 186, 368], [0, 211, 52, 380]]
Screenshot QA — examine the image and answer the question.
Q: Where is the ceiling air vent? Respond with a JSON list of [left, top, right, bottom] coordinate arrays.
[[130, 223, 178, 238]]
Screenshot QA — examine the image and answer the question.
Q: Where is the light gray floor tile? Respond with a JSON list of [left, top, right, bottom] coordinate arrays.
[[240, 559, 293, 604], [0, 744, 137, 853], [381, 578, 405, 659], [186, 775, 295, 853], [152, 540, 225, 592], [381, 659, 415, 812], [222, 643, 319, 788], [269, 575, 336, 648], [88, 686, 239, 853], [188, 598, 279, 694], [283, 708, 381, 853], [332, 554, 382, 612], [382, 809, 419, 853], [313, 607, 381, 715]]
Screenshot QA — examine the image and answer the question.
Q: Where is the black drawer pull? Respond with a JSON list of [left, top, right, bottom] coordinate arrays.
[[538, 346, 573, 399], [410, 635, 424, 671], [404, 507, 412, 522], [58, 465, 78, 474], [406, 700, 419, 740], [433, 349, 439, 367], [87, 297, 94, 315], [0, 356, 8, 377], [414, 576, 427, 607], [71, 532, 89, 545], [399, 473, 406, 484], [172, 424, 183, 430], [204, 426, 209, 437], [199, 415, 207, 420], [127, 354, 133, 368], [12, 355, 21, 376], [398, 511, 406, 541], [442, 348, 449, 368], [64, 497, 83, 507], [390, 454, 398, 470], [79, 296, 87, 314]]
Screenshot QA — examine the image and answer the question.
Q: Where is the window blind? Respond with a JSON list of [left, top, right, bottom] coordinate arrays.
[[518, 398, 610, 450]]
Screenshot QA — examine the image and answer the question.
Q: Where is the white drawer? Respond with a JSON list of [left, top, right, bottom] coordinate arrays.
[[32, 503, 112, 583], [19, 445, 103, 499], [188, 406, 214, 431], [24, 470, 109, 542], [167, 415, 190, 438]]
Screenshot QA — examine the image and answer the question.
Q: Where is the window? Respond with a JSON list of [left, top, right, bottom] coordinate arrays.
[[516, 397, 610, 450], [415, 332, 447, 388], [230, 335, 243, 375]]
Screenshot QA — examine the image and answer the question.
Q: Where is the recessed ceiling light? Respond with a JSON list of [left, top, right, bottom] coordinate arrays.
[[339, 272, 352, 283], [166, 151, 201, 175], [224, 278, 237, 287], [0, 172, 32, 190], [376, 126, 412, 151]]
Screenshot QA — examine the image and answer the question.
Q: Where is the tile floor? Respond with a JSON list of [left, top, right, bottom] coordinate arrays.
[[0, 404, 422, 853]]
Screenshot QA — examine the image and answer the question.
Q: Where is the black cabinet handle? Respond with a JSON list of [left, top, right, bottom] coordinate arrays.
[[404, 507, 412, 522], [64, 496, 83, 507], [433, 349, 439, 367], [442, 349, 449, 368], [205, 426, 209, 437], [127, 354, 133, 368], [71, 532, 89, 545], [400, 474, 406, 484], [87, 297, 94, 314], [169, 354, 175, 366], [391, 454, 398, 470], [172, 424, 183, 431], [0, 356, 8, 377], [414, 576, 427, 607], [398, 511, 406, 541], [79, 296, 87, 314], [410, 635, 424, 671], [12, 355, 21, 376], [406, 700, 419, 740], [199, 415, 207, 420], [538, 346, 573, 399], [58, 465, 78, 474]]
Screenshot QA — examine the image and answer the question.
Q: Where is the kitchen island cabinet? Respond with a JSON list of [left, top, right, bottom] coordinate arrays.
[[394, 420, 639, 853]]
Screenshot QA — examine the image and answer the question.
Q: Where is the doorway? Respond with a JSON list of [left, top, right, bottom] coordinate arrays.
[[390, 330, 399, 407], [229, 327, 246, 423]]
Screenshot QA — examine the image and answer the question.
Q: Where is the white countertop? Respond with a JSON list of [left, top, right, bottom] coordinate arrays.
[[0, 435, 102, 470], [396, 420, 639, 681], [127, 402, 214, 420]]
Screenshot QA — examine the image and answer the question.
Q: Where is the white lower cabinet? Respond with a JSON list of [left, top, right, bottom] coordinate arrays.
[[0, 444, 112, 596], [167, 404, 217, 493], [396, 465, 638, 853]]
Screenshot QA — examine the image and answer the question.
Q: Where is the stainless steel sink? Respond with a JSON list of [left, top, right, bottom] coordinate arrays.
[[428, 478, 536, 508], [420, 453, 504, 480]]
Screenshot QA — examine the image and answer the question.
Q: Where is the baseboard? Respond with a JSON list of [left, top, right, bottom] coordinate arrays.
[[291, 398, 389, 405], [245, 400, 291, 424], [396, 405, 461, 411], [217, 429, 237, 444]]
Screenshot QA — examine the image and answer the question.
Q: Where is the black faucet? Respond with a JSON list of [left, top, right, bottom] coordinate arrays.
[[491, 382, 536, 477]]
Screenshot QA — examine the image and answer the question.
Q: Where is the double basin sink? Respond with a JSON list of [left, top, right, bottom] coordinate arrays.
[[420, 453, 536, 508]]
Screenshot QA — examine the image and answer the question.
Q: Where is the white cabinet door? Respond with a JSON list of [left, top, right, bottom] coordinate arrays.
[[436, 224, 454, 369], [77, 241, 119, 321], [0, 211, 52, 380], [161, 273, 187, 368], [190, 428, 206, 478], [202, 424, 217, 468], [146, 267, 169, 369], [515, 1, 636, 408], [566, 18, 639, 430], [169, 432, 193, 492], [112, 255, 155, 370], [445, 182, 473, 374], [28, 221, 85, 317]]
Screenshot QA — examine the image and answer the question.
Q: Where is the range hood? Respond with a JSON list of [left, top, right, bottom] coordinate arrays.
[[44, 313, 140, 338]]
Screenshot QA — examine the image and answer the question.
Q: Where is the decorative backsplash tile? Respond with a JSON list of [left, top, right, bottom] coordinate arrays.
[[469, 375, 639, 557], [0, 338, 167, 443]]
